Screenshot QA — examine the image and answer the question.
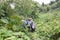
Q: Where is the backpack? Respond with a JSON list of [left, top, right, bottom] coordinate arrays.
[[30, 22, 36, 32]]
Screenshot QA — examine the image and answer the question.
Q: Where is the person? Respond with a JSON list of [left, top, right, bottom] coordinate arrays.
[[26, 18, 36, 32], [21, 17, 36, 32]]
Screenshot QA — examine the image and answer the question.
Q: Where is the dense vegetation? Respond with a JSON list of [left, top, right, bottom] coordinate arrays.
[[0, 0, 60, 40]]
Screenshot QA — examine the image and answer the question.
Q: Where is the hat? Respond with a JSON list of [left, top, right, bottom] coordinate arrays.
[[28, 18, 32, 20]]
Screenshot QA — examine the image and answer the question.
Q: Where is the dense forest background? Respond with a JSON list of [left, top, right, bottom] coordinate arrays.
[[0, 0, 60, 40]]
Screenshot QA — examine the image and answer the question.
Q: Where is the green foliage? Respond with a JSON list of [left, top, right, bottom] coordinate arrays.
[[0, 0, 60, 40], [1, 18, 9, 24]]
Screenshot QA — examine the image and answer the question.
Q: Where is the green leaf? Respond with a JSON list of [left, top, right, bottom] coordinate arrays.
[[1, 18, 9, 24]]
